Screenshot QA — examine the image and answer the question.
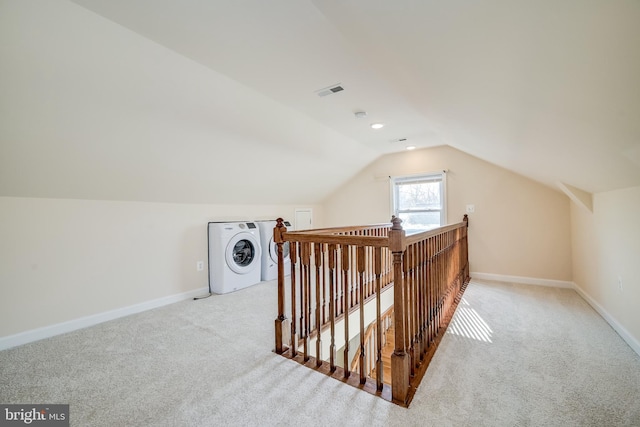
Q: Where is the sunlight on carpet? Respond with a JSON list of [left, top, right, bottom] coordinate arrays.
[[446, 297, 493, 343]]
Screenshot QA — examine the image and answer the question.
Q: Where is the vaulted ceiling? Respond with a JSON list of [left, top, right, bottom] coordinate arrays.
[[2, 0, 639, 204]]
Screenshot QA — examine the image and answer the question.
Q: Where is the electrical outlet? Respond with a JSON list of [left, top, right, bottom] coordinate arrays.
[[466, 204, 475, 213], [618, 276, 623, 292], [197, 261, 204, 271]]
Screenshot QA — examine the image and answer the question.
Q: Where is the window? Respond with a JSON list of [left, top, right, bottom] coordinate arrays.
[[391, 172, 446, 232]]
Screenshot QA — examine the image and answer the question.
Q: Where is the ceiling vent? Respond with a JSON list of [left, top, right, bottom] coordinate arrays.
[[390, 138, 408, 143], [316, 84, 344, 97]]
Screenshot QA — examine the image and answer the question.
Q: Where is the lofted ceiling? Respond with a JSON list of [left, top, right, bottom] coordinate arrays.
[[2, 0, 640, 205]]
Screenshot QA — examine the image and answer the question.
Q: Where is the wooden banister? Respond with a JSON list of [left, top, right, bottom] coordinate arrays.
[[274, 215, 470, 407]]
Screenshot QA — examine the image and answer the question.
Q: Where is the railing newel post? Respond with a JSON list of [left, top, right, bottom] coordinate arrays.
[[389, 216, 410, 405], [274, 218, 289, 355]]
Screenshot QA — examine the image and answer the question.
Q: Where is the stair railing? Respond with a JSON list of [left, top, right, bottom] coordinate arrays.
[[274, 215, 470, 406]]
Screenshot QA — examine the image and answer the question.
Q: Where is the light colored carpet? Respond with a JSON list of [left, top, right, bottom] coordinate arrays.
[[1, 279, 639, 426]]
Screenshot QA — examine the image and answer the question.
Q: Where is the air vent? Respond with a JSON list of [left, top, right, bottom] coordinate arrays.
[[315, 83, 344, 97], [390, 138, 408, 143]]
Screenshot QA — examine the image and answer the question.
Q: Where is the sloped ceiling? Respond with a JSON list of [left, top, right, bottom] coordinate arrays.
[[2, 0, 640, 205]]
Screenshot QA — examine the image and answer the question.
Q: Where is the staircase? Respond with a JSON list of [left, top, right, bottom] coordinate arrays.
[[372, 324, 394, 385]]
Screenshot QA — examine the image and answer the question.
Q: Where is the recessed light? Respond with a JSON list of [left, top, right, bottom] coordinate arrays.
[[371, 123, 384, 129], [406, 146, 416, 150]]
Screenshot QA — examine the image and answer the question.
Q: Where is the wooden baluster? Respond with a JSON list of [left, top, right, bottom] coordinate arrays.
[[374, 246, 384, 390], [411, 242, 419, 370], [351, 245, 357, 307], [417, 240, 424, 359], [425, 238, 430, 346], [371, 246, 377, 295], [274, 219, 289, 354], [405, 244, 417, 376], [411, 242, 419, 368], [315, 242, 323, 366], [336, 246, 343, 317], [301, 242, 311, 362], [452, 229, 458, 295], [424, 238, 429, 346], [357, 245, 366, 384], [458, 225, 462, 288], [463, 215, 469, 281], [342, 244, 351, 378], [435, 234, 440, 333], [445, 234, 449, 314], [389, 216, 409, 405], [445, 231, 451, 315], [328, 244, 337, 372], [386, 243, 392, 287], [452, 229, 457, 301], [440, 234, 444, 325], [321, 244, 327, 325], [458, 224, 462, 284], [435, 234, 441, 332], [405, 243, 414, 376], [451, 230, 457, 294], [290, 241, 298, 356], [438, 233, 444, 329], [364, 245, 370, 299], [297, 244, 305, 349], [429, 236, 435, 344]]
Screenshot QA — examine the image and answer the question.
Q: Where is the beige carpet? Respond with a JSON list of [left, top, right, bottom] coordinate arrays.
[[1, 279, 639, 426]]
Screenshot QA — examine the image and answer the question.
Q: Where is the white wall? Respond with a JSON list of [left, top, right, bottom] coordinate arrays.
[[322, 145, 573, 282], [0, 0, 375, 206], [0, 196, 321, 342], [0, 0, 336, 348], [571, 186, 640, 352]]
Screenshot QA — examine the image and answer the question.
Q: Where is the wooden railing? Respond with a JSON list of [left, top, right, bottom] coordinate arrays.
[[274, 215, 470, 406]]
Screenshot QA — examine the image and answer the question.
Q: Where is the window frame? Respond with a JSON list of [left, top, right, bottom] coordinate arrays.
[[390, 171, 447, 230]]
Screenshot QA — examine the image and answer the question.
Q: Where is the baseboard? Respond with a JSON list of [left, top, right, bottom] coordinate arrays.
[[0, 287, 209, 351], [470, 272, 574, 289], [572, 283, 640, 358]]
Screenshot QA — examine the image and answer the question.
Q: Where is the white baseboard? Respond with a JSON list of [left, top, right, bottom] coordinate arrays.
[[470, 272, 574, 289], [573, 283, 640, 357], [0, 287, 209, 351]]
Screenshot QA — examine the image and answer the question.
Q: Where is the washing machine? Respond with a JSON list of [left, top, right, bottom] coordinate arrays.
[[208, 222, 262, 294], [257, 220, 293, 281]]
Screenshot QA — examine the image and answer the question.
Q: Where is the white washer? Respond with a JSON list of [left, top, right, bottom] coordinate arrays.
[[208, 222, 262, 294], [257, 220, 293, 281]]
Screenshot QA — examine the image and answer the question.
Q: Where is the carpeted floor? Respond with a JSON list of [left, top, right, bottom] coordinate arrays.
[[1, 279, 639, 426]]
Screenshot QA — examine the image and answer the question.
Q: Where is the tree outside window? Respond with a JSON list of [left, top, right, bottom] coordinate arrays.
[[391, 173, 445, 232]]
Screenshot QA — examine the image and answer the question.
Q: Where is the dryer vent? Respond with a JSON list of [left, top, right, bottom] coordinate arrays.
[[315, 84, 344, 97]]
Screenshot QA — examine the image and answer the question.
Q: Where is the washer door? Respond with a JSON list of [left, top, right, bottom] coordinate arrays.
[[269, 237, 290, 264], [226, 232, 260, 274]]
